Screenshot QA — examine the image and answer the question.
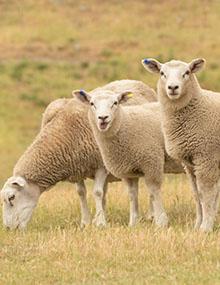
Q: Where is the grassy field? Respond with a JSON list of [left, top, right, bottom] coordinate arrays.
[[1, 0, 220, 284]]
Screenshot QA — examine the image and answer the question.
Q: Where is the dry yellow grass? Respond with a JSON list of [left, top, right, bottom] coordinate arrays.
[[1, 177, 220, 284]]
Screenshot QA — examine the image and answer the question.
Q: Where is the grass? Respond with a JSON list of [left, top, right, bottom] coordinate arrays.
[[1, 0, 220, 284], [1, 177, 220, 285]]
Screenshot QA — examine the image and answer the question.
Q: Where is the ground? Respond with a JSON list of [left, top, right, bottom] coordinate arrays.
[[0, 1, 220, 284]]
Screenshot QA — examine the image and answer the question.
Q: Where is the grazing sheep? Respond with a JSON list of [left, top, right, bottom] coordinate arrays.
[[41, 98, 69, 128], [142, 57, 220, 232], [74, 89, 183, 227], [1, 80, 156, 230]]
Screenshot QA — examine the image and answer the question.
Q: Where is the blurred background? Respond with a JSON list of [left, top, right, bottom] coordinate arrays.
[[0, 0, 220, 183]]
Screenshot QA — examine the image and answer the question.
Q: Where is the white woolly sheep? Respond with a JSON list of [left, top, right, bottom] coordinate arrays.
[[142, 57, 220, 232], [74, 89, 183, 227], [1, 79, 156, 230]]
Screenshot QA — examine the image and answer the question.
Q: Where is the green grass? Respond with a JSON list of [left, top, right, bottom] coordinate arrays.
[[1, 0, 220, 284]]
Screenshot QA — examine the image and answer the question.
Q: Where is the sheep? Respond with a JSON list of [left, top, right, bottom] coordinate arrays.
[[142, 57, 220, 232], [74, 89, 183, 227], [1, 79, 157, 230], [41, 98, 69, 128]]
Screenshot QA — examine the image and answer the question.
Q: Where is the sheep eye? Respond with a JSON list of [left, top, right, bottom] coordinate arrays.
[[183, 70, 190, 78], [90, 102, 96, 109], [112, 101, 118, 108], [160, 71, 166, 78], [9, 195, 15, 201], [8, 195, 15, 206]]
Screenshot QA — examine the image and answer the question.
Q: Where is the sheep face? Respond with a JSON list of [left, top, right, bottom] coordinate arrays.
[[0, 176, 40, 230], [142, 58, 205, 100], [73, 90, 132, 132]]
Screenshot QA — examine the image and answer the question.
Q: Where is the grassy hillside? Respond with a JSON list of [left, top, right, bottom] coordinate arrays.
[[1, 0, 220, 181], [1, 1, 220, 284]]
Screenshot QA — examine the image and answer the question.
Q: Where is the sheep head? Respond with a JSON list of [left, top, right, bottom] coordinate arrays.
[[142, 58, 205, 100], [73, 89, 133, 132], [1, 176, 40, 230]]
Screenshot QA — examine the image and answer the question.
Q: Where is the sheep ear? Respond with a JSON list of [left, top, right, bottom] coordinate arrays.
[[73, 89, 91, 104], [189, 58, 206, 73], [142, 58, 162, 73], [10, 176, 26, 189], [118, 91, 133, 104]]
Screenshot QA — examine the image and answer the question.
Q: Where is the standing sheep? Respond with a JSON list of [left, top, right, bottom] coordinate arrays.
[[142, 57, 220, 232], [74, 89, 183, 227], [1, 80, 156, 230]]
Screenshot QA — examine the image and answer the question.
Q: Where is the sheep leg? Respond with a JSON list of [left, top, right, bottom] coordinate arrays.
[[76, 180, 91, 227], [146, 194, 154, 221], [214, 185, 220, 216], [145, 181, 168, 227], [102, 181, 108, 210], [212, 177, 220, 216], [197, 181, 218, 232], [124, 178, 139, 227], [92, 168, 108, 227], [184, 165, 202, 229]]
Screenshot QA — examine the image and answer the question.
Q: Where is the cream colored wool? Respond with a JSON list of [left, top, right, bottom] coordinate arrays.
[[91, 79, 156, 104], [41, 98, 69, 128], [2, 79, 156, 230], [142, 58, 220, 232], [15, 80, 156, 190], [75, 89, 183, 227], [89, 102, 183, 178], [14, 98, 101, 189]]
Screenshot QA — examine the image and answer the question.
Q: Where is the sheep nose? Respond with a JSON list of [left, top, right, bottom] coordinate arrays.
[[168, 85, 179, 91], [98, 115, 109, 121]]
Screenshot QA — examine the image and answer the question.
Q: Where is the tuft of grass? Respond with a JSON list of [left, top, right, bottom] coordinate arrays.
[[36, 62, 49, 71], [10, 60, 29, 80]]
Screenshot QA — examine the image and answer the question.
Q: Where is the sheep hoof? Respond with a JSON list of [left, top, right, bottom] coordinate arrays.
[[80, 218, 91, 228], [93, 212, 107, 227], [146, 212, 154, 221], [128, 222, 135, 227], [199, 226, 213, 233], [199, 222, 214, 232], [194, 219, 202, 230], [93, 219, 107, 227], [128, 216, 139, 227], [155, 213, 169, 227]]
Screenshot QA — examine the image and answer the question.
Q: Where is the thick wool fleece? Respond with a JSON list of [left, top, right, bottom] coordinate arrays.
[[14, 79, 156, 191], [14, 99, 101, 190], [41, 98, 69, 128], [88, 102, 183, 184], [91, 79, 157, 104], [158, 74, 220, 184]]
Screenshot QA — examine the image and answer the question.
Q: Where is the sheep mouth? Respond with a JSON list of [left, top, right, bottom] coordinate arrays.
[[99, 121, 110, 130], [167, 92, 181, 99], [169, 91, 179, 96]]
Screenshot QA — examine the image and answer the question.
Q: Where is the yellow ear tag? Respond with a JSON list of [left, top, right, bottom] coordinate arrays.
[[127, 93, 133, 98]]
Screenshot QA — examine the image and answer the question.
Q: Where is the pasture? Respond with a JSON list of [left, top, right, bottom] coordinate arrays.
[[1, 1, 220, 284]]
